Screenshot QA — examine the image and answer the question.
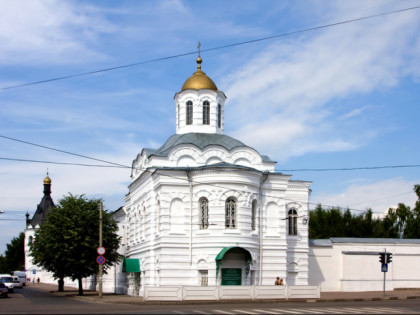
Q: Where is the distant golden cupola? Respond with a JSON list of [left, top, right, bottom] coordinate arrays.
[[43, 172, 51, 185], [181, 51, 218, 92]]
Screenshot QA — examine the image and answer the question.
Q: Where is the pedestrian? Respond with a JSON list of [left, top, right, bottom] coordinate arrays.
[[275, 277, 281, 285], [37, 277, 40, 284]]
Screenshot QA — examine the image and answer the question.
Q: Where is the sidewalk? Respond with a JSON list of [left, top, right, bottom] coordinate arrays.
[[26, 282, 420, 305]]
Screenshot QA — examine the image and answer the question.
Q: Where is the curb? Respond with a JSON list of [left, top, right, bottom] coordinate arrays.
[[64, 294, 420, 305]]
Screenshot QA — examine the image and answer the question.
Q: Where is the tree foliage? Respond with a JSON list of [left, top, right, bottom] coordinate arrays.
[[30, 194, 122, 295], [0, 232, 25, 273], [309, 184, 420, 239]]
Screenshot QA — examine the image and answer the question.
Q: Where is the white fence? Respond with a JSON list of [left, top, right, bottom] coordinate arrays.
[[144, 285, 320, 301]]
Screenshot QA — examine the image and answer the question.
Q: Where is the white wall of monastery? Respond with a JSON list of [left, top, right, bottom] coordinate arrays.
[[308, 238, 420, 292]]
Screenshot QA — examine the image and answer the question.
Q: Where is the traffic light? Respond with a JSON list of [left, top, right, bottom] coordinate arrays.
[[379, 252, 385, 263], [386, 253, 392, 263]]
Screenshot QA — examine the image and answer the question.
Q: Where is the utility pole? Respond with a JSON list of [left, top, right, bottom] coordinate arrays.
[[98, 201, 103, 298]]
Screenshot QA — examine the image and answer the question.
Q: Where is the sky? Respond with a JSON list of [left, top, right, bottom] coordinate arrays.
[[1, 0, 420, 255]]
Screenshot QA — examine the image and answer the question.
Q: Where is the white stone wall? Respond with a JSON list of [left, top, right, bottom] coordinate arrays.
[[309, 239, 420, 292]]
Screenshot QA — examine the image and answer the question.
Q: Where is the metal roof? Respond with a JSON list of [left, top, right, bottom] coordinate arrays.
[[146, 133, 275, 163], [309, 238, 420, 246]]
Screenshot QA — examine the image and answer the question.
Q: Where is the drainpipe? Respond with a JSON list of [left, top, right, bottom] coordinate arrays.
[[258, 172, 269, 285], [187, 169, 193, 265]]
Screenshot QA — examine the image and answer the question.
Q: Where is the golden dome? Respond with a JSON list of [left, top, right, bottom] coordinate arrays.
[[43, 173, 51, 185], [181, 56, 218, 92]]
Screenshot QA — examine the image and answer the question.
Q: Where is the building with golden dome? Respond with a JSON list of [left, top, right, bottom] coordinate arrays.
[[121, 51, 312, 298], [24, 173, 56, 282]]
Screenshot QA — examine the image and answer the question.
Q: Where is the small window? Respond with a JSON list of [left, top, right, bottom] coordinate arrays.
[[199, 197, 209, 229], [251, 200, 257, 231], [288, 209, 298, 236], [186, 101, 193, 125], [217, 104, 222, 128], [199, 270, 208, 286], [28, 236, 33, 244], [225, 197, 236, 228], [203, 101, 210, 125]]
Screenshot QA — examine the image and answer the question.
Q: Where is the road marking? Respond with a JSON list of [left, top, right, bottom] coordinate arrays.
[[276, 309, 304, 314], [300, 309, 327, 314], [360, 307, 410, 314], [316, 309, 347, 314], [232, 310, 260, 314], [213, 310, 235, 315], [251, 309, 280, 314], [193, 311, 211, 314]]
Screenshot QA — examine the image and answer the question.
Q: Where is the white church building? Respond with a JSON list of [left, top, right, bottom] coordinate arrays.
[[121, 53, 312, 297], [24, 53, 420, 300]]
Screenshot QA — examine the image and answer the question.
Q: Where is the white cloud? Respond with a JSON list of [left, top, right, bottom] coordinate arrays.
[[223, 2, 420, 161], [340, 106, 369, 120], [0, 0, 114, 65], [312, 177, 418, 217]]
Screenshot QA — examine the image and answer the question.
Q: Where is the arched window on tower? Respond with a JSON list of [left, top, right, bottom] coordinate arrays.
[[186, 101, 193, 125], [288, 209, 298, 236], [28, 236, 33, 245], [251, 199, 257, 231], [199, 197, 209, 229], [203, 100, 210, 125], [217, 103, 222, 128], [225, 197, 237, 228]]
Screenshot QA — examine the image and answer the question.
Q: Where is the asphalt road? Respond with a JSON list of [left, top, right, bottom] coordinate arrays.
[[1, 286, 420, 314]]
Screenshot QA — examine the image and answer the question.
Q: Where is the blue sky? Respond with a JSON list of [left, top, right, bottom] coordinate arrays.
[[1, 0, 420, 254]]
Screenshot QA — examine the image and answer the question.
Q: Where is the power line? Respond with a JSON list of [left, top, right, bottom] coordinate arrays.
[[2, 135, 417, 214], [278, 165, 420, 172], [2, 156, 420, 173], [1, 155, 385, 213], [0, 135, 127, 168], [0, 157, 128, 168], [1, 5, 419, 92]]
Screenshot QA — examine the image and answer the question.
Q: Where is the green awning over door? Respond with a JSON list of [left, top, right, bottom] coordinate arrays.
[[215, 247, 253, 279], [123, 258, 140, 272]]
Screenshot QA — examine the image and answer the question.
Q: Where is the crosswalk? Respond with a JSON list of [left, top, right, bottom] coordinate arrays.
[[172, 306, 417, 314]]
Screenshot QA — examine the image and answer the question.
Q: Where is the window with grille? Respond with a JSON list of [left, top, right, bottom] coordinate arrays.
[[225, 197, 236, 228], [199, 270, 208, 286], [288, 209, 298, 235], [186, 101, 193, 125], [199, 197, 209, 229], [251, 199, 257, 231], [203, 101, 210, 125]]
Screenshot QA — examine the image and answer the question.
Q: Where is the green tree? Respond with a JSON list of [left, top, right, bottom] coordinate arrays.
[[403, 184, 420, 238], [30, 194, 122, 295], [384, 185, 420, 238], [0, 255, 6, 274], [0, 232, 25, 273], [309, 206, 387, 239]]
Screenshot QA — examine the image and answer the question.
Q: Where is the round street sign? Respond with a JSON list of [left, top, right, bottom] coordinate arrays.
[[97, 246, 106, 255], [96, 255, 105, 265]]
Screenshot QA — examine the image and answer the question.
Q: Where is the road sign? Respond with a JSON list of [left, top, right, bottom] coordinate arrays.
[[97, 246, 106, 255], [381, 263, 388, 272], [96, 255, 105, 265]]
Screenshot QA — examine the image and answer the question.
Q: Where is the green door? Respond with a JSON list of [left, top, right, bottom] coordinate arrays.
[[221, 268, 242, 285]]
